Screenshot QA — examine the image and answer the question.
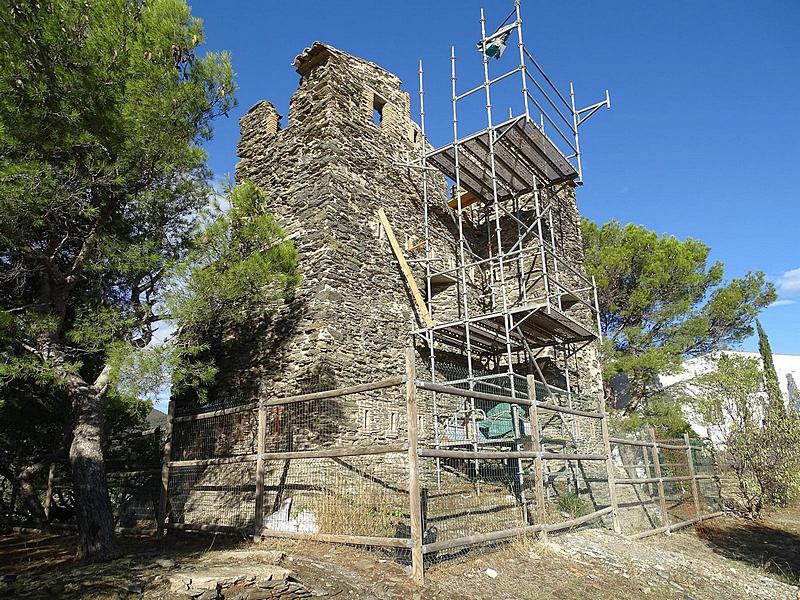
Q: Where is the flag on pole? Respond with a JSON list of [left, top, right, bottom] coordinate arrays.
[[477, 23, 515, 60]]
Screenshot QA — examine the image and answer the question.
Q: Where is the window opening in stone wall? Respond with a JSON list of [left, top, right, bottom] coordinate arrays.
[[389, 412, 399, 433], [363, 409, 371, 430], [372, 93, 386, 127]]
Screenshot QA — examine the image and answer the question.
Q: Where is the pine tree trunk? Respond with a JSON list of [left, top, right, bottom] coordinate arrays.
[[18, 475, 50, 530], [0, 465, 49, 530], [68, 381, 120, 561]]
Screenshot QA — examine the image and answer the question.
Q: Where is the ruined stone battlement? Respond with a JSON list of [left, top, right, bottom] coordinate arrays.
[[189, 41, 603, 444], [227, 43, 455, 408]]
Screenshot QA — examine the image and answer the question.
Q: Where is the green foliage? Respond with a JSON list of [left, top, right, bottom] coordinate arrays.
[[0, 0, 235, 391], [757, 320, 785, 420], [109, 182, 301, 403], [172, 181, 301, 330], [582, 219, 776, 412], [0, 380, 70, 474], [0, 0, 236, 538], [612, 394, 693, 439], [103, 389, 151, 437], [557, 492, 591, 518], [686, 354, 800, 516], [163, 181, 301, 398]]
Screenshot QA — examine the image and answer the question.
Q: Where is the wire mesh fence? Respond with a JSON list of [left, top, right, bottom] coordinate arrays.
[[259, 454, 410, 539], [174, 391, 251, 418], [171, 411, 258, 462], [0, 427, 165, 534], [162, 375, 412, 544], [166, 461, 256, 532], [608, 429, 723, 538], [409, 368, 616, 565], [0, 353, 723, 579], [107, 469, 161, 530], [0, 357, 724, 581], [152, 357, 718, 572], [419, 455, 527, 544]]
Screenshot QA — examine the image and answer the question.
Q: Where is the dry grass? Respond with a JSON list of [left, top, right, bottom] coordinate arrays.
[[301, 490, 404, 538], [505, 532, 558, 561]]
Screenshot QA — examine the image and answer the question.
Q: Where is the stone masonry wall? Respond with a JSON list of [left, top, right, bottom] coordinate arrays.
[[169, 41, 619, 534]]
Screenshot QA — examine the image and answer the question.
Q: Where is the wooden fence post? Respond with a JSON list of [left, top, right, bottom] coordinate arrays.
[[253, 399, 267, 542], [511, 403, 528, 523], [683, 433, 702, 519], [405, 347, 424, 584], [641, 437, 653, 495], [157, 399, 175, 537], [526, 375, 548, 539], [648, 426, 668, 529], [599, 402, 621, 534]]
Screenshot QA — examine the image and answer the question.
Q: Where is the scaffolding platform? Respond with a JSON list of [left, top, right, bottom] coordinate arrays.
[[429, 272, 458, 294], [427, 116, 578, 203], [419, 303, 596, 356], [405, 1, 610, 457]]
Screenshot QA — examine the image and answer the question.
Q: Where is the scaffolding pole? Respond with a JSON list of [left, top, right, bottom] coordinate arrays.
[[408, 0, 610, 501]]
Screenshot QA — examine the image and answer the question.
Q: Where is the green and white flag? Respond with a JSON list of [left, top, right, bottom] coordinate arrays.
[[477, 24, 515, 60]]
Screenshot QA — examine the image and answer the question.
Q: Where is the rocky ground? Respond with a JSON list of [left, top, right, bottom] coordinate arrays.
[[1, 509, 798, 599]]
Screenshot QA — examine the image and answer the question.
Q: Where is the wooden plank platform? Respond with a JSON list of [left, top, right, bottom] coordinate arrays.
[[425, 304, 596, 355], [447, 189, 480, 210], [426, 116, 578, 204]]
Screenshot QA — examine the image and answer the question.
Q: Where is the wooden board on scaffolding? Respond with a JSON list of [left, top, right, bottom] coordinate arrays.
[[377, 208, 434, 327], [426, 116, 578, 205], [427, 304, 596, 355]]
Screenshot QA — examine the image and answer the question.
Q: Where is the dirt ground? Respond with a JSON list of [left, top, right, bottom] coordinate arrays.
[[1, 509, 799, 599]]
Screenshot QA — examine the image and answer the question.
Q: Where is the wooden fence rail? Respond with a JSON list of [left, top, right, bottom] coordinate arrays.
[[153, 348, 724, 584], [607, 426, 721, 540]]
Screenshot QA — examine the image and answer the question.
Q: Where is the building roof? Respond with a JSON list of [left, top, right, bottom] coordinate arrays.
[[146, 407, 168, 428]]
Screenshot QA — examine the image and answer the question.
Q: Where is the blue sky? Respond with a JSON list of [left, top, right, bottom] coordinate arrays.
[[189, 0, 800, 355]]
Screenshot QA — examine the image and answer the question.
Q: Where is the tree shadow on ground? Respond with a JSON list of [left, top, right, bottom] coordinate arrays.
[[696, 517, 800, 584], [0, 530, 247, 573], [0, 530, 250, 598]]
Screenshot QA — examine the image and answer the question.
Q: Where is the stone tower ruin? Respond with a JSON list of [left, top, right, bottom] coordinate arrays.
[[162, 9, 721, 562], [222, 39, 605, 413], [170, 12, 615, 534]]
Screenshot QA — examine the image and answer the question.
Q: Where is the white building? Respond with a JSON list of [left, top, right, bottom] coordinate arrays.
[[658, 351, 800, 439]]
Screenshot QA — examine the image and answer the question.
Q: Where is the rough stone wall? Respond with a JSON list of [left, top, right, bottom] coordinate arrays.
[[170, 41, 618, 533], [233, 45, 451, 399], [211, 43, 470, 465]]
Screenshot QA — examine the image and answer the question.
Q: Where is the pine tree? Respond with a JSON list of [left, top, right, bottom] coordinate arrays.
[[0, 0, 235, 560], [582, 218, 776, 412]]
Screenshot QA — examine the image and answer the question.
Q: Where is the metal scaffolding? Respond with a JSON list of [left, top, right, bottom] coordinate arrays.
[[412, 0, 610, 453]]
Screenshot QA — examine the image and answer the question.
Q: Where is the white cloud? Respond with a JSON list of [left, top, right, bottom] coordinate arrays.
[[770, 299, 797, 307], [769, 267, 800, 308], [778, 267, 800, 297]]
